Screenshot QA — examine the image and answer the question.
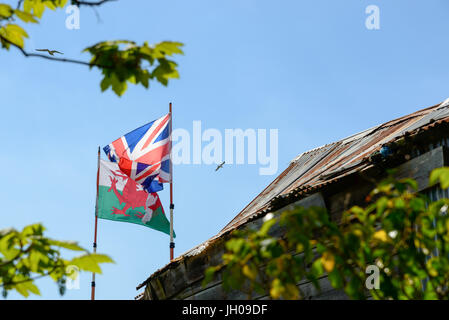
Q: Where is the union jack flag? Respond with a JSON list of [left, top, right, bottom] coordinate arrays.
[[117, 157, 170, 193], [103, 113, 171, 191]]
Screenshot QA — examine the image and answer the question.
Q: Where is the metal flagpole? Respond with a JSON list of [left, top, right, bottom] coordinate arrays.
[[91, 146, 100, 300], [169, 102, 175, 261]]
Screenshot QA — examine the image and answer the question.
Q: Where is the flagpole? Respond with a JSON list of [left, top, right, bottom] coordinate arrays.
[[169, 102, 175, 261], [91, 146, 100, 300]]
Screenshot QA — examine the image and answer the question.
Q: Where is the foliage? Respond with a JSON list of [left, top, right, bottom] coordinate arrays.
[[204, 167, 449, 300], [0, 223, 113, 298], [0, 0, 183, 96], [84, 40, 183, 96]]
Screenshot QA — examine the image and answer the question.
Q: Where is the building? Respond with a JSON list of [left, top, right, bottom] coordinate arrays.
[[136, 99, 449, 300]]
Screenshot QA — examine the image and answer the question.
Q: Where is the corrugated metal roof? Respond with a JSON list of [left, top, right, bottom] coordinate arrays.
[[219, 101, 449, 234], [137, 99, 449, 290]]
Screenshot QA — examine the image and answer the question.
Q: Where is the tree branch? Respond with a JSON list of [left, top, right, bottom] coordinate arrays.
[[72, 0, 117, 6], [15, 0, 116, 10], [0, 252, 23, 268], [0, 263, 62, 288], [0, 35, 110, 69]]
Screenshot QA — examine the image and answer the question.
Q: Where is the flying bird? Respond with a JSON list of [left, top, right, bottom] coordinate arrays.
[[35, 49, 63, 56], [215, 161, 225, 172]]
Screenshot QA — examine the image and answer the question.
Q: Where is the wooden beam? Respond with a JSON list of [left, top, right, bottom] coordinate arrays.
[[394, 146, 448, 191]]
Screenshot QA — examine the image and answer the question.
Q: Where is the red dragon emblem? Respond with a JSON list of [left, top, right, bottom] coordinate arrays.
[[107, 170, 159, 221]]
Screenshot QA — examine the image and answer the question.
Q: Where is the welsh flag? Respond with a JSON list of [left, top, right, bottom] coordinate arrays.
[[97, 160, 174, 237]]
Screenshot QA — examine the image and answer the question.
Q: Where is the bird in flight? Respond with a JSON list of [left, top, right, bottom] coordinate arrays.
[[215, 161, 225, 172], [35, 49, 63, 56]]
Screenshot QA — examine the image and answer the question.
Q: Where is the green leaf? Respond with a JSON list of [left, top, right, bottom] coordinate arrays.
[[225, 238, 245, 254], [242, 263, 258, 281], [14, 10, 39, 23], [430, 167, 449, 189], [100, 76, 111, 92], [14, 283, 30, 297], [345, 277, 364, 299], [258, 219, 276, 236], [21, 281, 41, 296], [9, 274, 41, 297], [70, 253, 114, 274], [138, 70, 150, 88], [48, 239, 87, 252], [21, 223, 44, 237], [83, 40, 183, 96], [327, 269, 344, 288], [153, 41, 184, 56], [110, 74, 127, 96], [400, 178, 418, 191], [310, 259, 324, 277], [410, 197, 426, 212], [28, 250, 44, 272], [0, 223, 113, 298], [24, 0, 45, 19], [0, 24, 29, 48], [269, 278, 283, 299], [44, 1, 56, 10], [22, 0, 67, 18], [202, 266, 218, 286], [0, 4, 13, 18]]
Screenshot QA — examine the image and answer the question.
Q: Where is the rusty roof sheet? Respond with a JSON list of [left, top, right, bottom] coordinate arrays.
[[219, 100, 449, 234], [137, 99, 449, 290]]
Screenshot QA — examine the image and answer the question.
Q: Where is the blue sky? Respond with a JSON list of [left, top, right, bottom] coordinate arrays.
[[1, 0, 449, 299]]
